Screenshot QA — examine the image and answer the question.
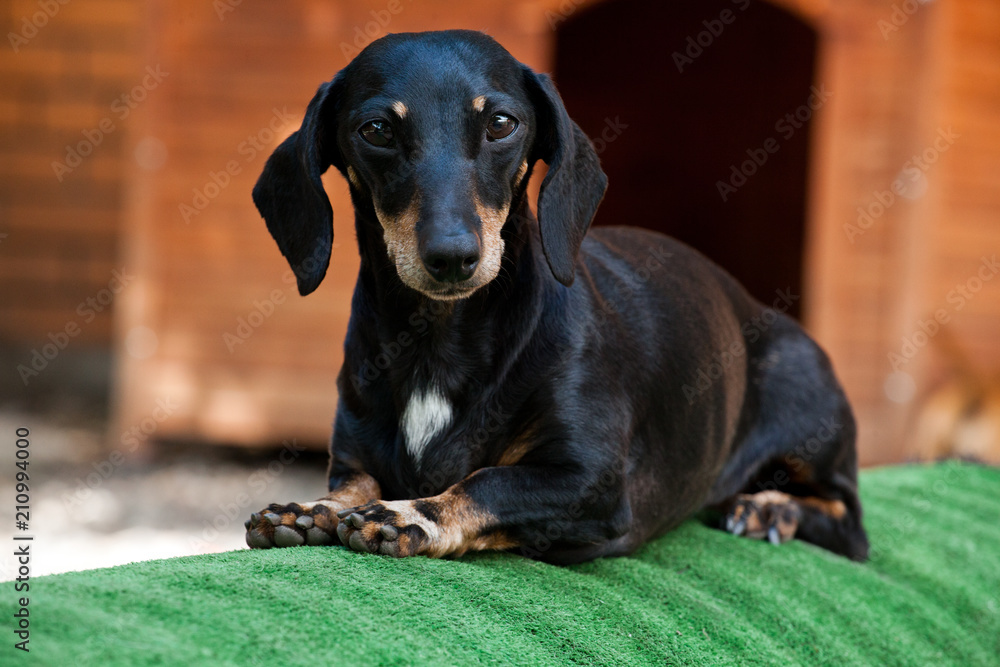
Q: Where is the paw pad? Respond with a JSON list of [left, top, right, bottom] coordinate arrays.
[[244, 503, 338, 549]]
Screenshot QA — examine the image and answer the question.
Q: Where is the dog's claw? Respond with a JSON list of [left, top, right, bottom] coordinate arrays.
[[380, 525, 398, 540], [264, 512, 282, 526], [250, 512, 261, 526], [768, 525, 781, 546], [731, 517, 747, 536], [295, 515, 314, 530], [348, 512, 365, 528], [336, 508, 354, 519], [244, 519, 252, 530]]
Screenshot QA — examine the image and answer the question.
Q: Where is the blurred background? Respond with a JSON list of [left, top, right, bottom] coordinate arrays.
[[1, 0, 998, 577]]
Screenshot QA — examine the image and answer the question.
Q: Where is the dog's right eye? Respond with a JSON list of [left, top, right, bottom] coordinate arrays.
[[359, 120, 394, 148], [486, 114, 517, 141]]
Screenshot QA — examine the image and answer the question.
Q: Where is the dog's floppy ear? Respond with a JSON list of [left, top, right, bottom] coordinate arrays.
[[524, 69, 608, 286], [252, 74, 344, 296]]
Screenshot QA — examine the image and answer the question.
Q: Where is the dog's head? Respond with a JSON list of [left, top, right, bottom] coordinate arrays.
[[253, 30, 607, 298]]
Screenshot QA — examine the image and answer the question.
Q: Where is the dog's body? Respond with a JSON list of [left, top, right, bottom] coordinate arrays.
[[245, 30, 869, 563]]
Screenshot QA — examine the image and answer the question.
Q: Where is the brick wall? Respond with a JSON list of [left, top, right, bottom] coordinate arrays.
[[0, 0, 141, 407]]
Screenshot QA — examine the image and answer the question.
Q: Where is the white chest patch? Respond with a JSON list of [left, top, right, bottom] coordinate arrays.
[[402, 386, 453, 465]]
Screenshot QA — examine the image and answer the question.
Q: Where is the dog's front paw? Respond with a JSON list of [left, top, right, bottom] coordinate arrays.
[[724, 491, 802, 546], [335, 500, 433, 557], [245, 502, 339, 549]]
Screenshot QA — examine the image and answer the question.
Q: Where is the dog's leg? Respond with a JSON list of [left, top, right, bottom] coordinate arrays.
[[245, 472, 380, 549], [708, 322, 870, 561], [333, 489, 516, 558], [721, 490, 863, 556], [723, 490, 801, 545], [335, 466, 626, 559]]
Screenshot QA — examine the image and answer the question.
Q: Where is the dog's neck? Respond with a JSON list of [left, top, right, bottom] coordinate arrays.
[[348, 195, 547, 398]]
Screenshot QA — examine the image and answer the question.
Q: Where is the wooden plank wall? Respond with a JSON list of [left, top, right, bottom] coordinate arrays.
[[805, 0, 1000, 464], [0, 0, 139, 345], [930, 0, 1000, 373]]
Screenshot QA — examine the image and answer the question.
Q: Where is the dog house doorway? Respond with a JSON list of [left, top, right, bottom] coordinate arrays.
[[553, 0, 818, 318]]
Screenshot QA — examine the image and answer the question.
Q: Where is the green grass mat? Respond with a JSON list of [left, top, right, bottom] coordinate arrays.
[[8, 462, 1000, 666]]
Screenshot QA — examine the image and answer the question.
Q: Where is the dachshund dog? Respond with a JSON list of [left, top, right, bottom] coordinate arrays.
[[245, 30, 869, 564]]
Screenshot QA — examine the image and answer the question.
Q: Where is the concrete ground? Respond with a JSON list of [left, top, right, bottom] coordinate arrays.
[[0, 409, 329, 578]]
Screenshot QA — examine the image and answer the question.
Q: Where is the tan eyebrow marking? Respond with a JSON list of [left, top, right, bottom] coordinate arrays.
[[347, 166, 361, 189], [391, 101, 407, 118], [515, 159, 528, 186], [472, 95, 486, 113]]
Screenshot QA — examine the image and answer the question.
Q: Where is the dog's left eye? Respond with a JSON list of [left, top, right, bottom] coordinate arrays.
[[359, 120, 395, 147], [486, 114, 518, 141]]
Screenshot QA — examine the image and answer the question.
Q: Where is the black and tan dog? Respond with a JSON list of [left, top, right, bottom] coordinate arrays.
[[245, 30, 869, 563]]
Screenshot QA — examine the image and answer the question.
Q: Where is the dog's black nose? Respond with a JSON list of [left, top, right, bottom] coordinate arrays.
[[422, 234, 480, 283]]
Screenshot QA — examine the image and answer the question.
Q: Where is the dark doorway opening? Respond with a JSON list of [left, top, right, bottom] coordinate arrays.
[[554, 0, 818, 318]]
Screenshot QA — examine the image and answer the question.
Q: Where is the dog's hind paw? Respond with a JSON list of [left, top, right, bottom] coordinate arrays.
[[245, 502, 339, 549], [724, 491, 801, 546]]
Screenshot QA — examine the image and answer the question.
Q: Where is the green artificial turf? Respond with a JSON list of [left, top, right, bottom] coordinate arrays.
[[9, 462, 1000, 666]]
